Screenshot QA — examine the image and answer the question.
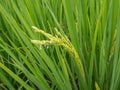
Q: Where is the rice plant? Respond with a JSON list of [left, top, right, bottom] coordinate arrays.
[[0, 0, 120, 90]]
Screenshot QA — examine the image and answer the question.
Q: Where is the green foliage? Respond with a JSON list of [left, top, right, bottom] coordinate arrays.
[[0, 0, 120, 90]]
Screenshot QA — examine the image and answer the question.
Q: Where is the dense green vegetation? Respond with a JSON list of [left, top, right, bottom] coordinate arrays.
[[0, 0, 120, 90]]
